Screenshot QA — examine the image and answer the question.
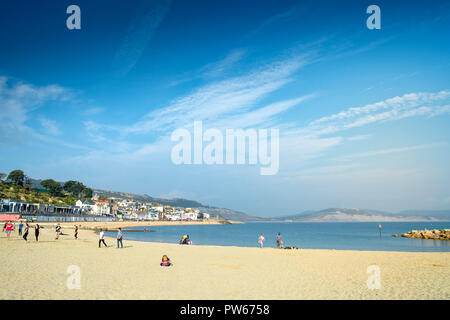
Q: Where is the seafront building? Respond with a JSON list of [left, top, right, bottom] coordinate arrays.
[[0, 195, 212, 222], [75, 200, 95, 214], [1, 199, 83, 215]]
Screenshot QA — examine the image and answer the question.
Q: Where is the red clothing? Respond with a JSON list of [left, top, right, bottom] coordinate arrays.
[[5, 223, 14, 231]]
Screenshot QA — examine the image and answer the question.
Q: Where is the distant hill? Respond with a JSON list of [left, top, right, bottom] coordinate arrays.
[[94, 188, 450, 222], [93, 189, 264, 221], [397, 210, 450, 220], [196, 207, 269, 222], [3, 180, 449, 222], [93, 189, 204, 208], [274, 208, 450, 222]]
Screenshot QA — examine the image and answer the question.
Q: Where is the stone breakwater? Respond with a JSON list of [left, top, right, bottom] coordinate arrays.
[[393, 229, 450, 240]]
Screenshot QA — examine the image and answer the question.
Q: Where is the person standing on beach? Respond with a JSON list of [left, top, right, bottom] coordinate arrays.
[[23, 223, 29, 242], [276, 232, 283, 248], [117, 228, 123, 248], [34, 224, 40, 242], [55, 224, 61, 240], [258, 233, 265, 248], [2, 222, 6, 232], [74, 226, 78, 240], [18, 222, 23, 236], [98, 229, 107, 248], [5, 221, 14, 240]]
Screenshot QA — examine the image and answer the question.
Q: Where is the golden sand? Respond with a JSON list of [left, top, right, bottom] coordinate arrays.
[[0, 223, 449, 300]]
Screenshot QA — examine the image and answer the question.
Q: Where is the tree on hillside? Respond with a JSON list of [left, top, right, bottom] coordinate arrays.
[[41, 179, 63, 196], [63, 180, 87, 197], [7, 170, 25, 185], [0, 173, 6, 183], [63, 180, 75, 192], [23, 175, 33, 189], [83, 188, 93, 198], [63, 180, 77, 195]]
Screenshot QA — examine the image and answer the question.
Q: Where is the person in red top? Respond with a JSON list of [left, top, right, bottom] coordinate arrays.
[[5, 221, 14, 240]]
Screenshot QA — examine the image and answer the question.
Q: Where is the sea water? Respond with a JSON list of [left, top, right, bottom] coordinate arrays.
[[104, 221, 450, 252]]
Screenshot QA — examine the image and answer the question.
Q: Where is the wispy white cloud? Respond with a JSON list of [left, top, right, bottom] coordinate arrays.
[[126, 55, 310, 134], [338, 142, 448, 160], [212, 94, 316, 129], [243, 6, 300, 40], [38, 117, 61, 136], [83, 47, 450, 172], [167, 49, 247, 88], [305, 91, 450, 136], [82, 107, 105, 116], [346, 135, 371, 141], [312, 91, 449, 125], [0, 76, 74, 144], [114, 0, 172, 76], [279, 90, 450, 166], [202, 49, 247, 79], [77, 54, 313, 165]]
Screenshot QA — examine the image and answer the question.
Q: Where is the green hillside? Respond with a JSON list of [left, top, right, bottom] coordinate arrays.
[[0, 182, 78, 206]]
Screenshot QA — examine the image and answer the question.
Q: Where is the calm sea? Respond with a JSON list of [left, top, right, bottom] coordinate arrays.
[[104, 222, 450, 252]]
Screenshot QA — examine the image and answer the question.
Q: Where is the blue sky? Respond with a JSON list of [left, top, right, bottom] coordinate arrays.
[[0, 0, 449, 216]]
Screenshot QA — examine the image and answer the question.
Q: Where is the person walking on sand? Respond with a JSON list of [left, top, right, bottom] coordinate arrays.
[[18, 222, 23, 236], [5, 221, 14, 240], [55, 224, 61, 240], [117, 228, 123, 248], [23, 223, 29, 242], [34, 224, 40, 242], [74, 225, 78, 240], [98, 229, 107, 248], [258, 233, 265, 248]]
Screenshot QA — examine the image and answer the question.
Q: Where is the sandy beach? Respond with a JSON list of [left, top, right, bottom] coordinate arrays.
[[1, 223, 449, 300]]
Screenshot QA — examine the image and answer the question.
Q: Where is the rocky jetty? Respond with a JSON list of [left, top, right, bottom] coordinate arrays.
[[394, 229, 450, 240]]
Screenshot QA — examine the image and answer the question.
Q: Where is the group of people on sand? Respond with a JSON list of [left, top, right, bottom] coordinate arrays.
[[2, 221, 173, 267], [2, 221, 40, 242], [97, 227, 172, 267], [97, 227, 124, 249], [51, 223, 78, 241], [258, 232, 284, 248], [3, 221, 82, 242]]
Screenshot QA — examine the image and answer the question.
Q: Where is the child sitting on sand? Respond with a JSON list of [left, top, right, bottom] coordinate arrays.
[[160, 255, 172, 267]]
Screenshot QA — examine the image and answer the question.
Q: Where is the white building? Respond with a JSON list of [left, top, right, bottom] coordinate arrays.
[[167, 214, 181, 221], [152, 205, 164, 212], [148, 212, 159, 220], [92, 201, 111, 216], [75, 200, 95, 214], [201, 212, 210, 219], [182, 211, 198, 221], [136, 212, 150, 221]]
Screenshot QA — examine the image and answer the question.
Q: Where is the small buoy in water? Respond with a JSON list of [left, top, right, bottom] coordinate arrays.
[[144, 228, 149, 232]]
